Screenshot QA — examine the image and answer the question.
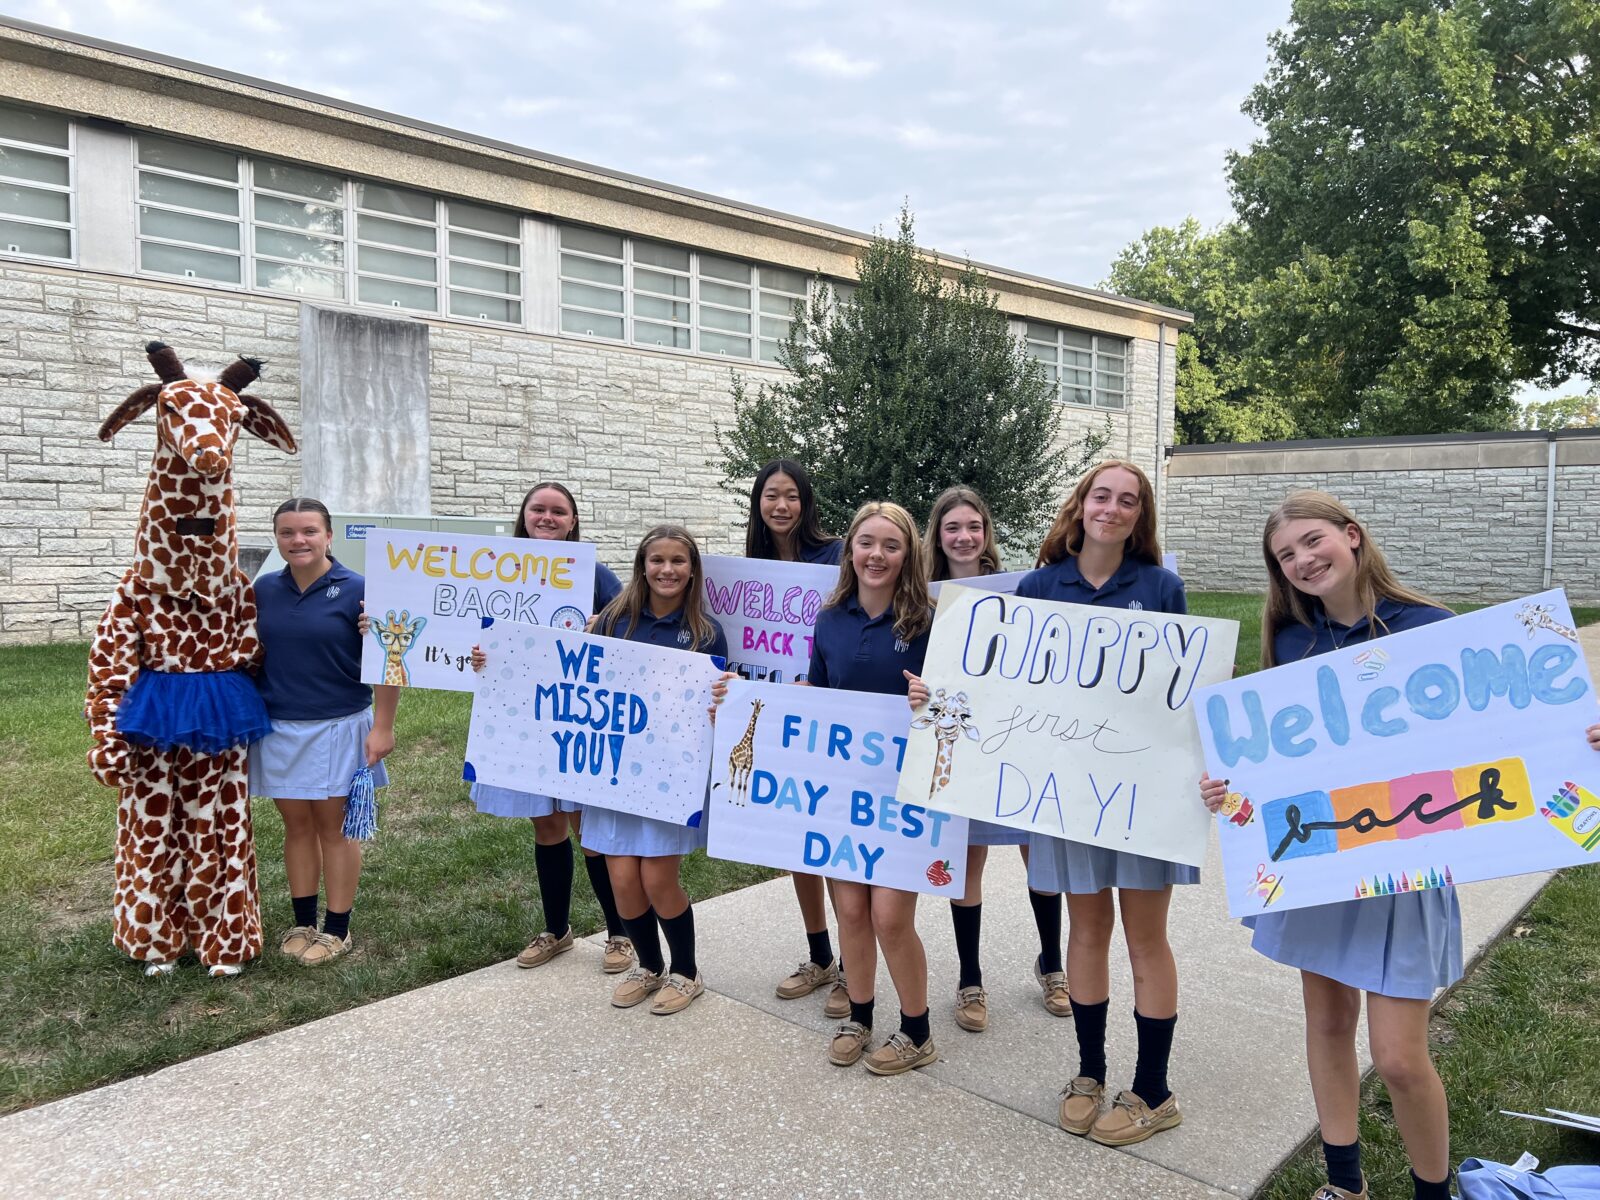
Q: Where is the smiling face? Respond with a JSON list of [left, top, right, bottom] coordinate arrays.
[[274, 510, 332, 572], [1080, 466, 1142, 550], [1268, 517, 1363, 605], [643, 537, 694, 609], [851, 514, 907, 594], [938, 504, 987, 576], [521, 487, 577, 541], [759, 471, 802, 546]]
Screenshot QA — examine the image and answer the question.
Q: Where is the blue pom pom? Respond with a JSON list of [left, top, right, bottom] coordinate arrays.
[[462, 760, 477, 783], [342, 766, 378, 841]]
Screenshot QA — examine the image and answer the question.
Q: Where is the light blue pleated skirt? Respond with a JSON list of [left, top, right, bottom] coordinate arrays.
[[249, 709, 389, 800], [1243, 889, 1464, 999], [469, 783, 579, 820], [580, 804, 706, 857], [1025, 832, 1199, 893], [969, 819, 1027, 847]]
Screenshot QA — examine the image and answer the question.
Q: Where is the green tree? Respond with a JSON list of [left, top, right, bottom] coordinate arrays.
[[1102, 219, 1296, 444], [716, 208, 1109, 552], [1515, 390, 1600, 430], [1223, 0, 1599, 436]]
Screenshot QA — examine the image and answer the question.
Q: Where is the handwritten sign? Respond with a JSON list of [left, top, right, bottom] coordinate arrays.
[[361, 529, 596, 692], [895, 585, 1238, 866], [928, 570, 1029, 600], [701, 555, 838, 683], [1197, 590, 1600, 918], [707, 680, 969, 894], [464, 623, 721, 823]]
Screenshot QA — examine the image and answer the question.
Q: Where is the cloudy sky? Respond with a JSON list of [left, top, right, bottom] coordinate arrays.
[[12, 0, 1288, 290]]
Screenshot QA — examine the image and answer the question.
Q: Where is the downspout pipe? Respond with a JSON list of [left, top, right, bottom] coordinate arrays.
[[1154, 322, 1167, 541], [1542, 432, 1557, 590]]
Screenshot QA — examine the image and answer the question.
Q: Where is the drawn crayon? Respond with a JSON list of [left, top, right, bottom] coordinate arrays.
[[1541, 781, 1600, 851]]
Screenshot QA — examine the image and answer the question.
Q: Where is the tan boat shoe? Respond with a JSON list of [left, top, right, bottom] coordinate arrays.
[[279, 925, 316, 959], [776, 958, 839, 1000], [1057, 1075, 1105, 1135], [610, 966, 665, 1008], [1310, 1180, 1368, 1200], [601, 936, 635, 974], [954, 985, 989, 1032], [516, 928, 574, 969], [1088, 1090, 1182, 1146], [298, 931, 352, 967], [829, 1021, 872, 1067], [1034, 959, 1072, 1018], [863, 1031, 937, 1076], [822, 980, 851, 1020], [649, 972, 705, 1015]]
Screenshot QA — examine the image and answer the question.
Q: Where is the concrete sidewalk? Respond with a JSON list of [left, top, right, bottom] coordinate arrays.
[[0, 847, 1547, 1200]]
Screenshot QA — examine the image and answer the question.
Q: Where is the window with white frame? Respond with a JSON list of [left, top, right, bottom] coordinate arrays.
[[447, 201, 521, 324], [632, 239, 691, 350], [0, 103, 73, 262], [1024, 321, 1128, 409], [757, 265, 808, 363], [697, 253, 752, 357], [251, 159, 345, 299], [355, 182, 439, 313], [136, 134, 243, 283], [558, 225, 624, 340]]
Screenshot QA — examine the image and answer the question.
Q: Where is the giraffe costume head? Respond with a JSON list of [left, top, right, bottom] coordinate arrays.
[[910, 687, 979, 799], [85, 341, 296, 974]]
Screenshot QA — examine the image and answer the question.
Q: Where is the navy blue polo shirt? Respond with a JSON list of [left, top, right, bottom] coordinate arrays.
[[594, 562, 623, 613], [807, 596, 931, 695], [254, 559, 372, 720], [798, 538, 845, 567], [1016, 555, 1186, 615], [1273, 597, 1451, 664], [610, 603, 730, 660]]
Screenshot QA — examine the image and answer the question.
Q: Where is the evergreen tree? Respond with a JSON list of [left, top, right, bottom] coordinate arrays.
[[716, 208, 1110, 553]]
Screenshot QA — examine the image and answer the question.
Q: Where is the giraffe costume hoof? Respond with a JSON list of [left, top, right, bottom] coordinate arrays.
[[87, 342, 298, 972]]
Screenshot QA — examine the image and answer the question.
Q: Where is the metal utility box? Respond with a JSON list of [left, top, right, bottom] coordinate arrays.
[[249, 512, 514, 580]]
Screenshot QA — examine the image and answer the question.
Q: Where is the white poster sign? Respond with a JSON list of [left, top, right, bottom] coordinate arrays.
[[701, 554, 838, 683]]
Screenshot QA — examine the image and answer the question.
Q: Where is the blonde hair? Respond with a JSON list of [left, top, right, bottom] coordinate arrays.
[[826, 501, 932, 643], [924, 486, 1002, 581], [595, 525, 722, 652], [1260, 490, 1450, 668], [1035, 459, 1162, 568]]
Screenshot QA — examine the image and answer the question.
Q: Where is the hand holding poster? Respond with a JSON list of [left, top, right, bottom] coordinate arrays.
[[708, 680, 969, 894], [465, 623, 721, 823], [895, 585, 1238, 866], [701, 554, 838, 683], [1197, 590, 1600, 918], [361, 529, 596, 691]]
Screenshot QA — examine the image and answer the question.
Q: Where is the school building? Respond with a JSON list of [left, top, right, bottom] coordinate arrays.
[[0, 17, 1186, 645]]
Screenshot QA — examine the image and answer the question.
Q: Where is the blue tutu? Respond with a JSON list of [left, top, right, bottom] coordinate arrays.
[[117, 669, 272, 755]]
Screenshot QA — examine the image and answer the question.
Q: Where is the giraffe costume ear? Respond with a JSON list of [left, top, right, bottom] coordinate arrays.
[[223, 355, 297, 453], [97, 340, 190, 441]]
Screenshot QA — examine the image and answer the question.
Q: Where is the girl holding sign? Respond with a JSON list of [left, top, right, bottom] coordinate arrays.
[[805, 501, 938, 1074], [580, 525, 729, 1015], [744, 459, 849, 1020], [252, 498, 399, 966], [469, 482, 634, 978], [1017, 461, 1191, 1147], [1199, 490, 1600, 1200], [924, 486, 1067, 1034]]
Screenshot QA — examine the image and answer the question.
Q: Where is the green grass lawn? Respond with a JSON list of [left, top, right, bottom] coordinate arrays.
[[0, 643, 776, 1114], [3, 591, 1598, 1194]]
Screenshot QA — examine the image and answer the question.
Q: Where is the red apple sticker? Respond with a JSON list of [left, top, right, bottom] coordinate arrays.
[[926, 859, 953, 887]]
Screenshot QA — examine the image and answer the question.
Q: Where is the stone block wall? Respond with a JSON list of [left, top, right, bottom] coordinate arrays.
[[0, 259, 1174, 643], [1164, 435, 1600, 605]]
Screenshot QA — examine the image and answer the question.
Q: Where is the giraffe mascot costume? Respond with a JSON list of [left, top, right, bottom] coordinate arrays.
[[85, 341, 297, 977]]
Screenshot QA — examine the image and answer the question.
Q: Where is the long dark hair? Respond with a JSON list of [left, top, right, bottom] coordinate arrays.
[[595, 525, 722, 651], [513, 481, 582, 541], [744, 459, 839, 560], [273, 496, 333, 560]]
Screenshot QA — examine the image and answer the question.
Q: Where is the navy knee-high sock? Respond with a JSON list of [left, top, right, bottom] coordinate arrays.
[[1130, 1010, 1177, 1108], [950, 901, 983, 989], [1070, 997, 1109, 1084], [583, 852, 626, 940], [532, 839, 574, 939], [622, 907, 664, 974], [1029, 889, 1063, 975], [1322, 1141, 1362, 1194], [658, 906, 698, 979]]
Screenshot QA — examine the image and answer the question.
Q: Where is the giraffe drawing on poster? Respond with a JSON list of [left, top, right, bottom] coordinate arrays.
[[725, 698, 763, 805], [375, 609, 427, 686], [911, 688, 979, 799]]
